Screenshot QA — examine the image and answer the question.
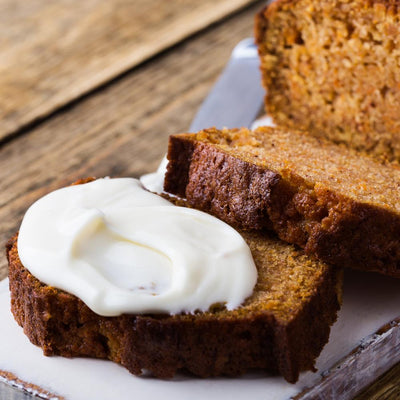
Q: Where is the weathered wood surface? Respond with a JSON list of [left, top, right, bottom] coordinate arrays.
[[355, 362, 400, 400], [0, 0, 259, 142], [297, 319, 400, 400]]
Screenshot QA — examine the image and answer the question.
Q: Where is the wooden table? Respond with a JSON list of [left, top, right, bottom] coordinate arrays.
[[0, 1, 398, 398]]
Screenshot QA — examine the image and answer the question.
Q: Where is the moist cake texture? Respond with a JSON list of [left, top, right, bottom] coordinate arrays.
[[7, 222, 340, 383], [255, 0, 400, 162], [164, 126, 400, 277]]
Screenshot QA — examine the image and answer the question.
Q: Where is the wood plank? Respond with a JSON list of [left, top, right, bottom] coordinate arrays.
[[296, 319, 400, 400], [0, 0, 259, 141], [355, 362, 400, 400], [0, 0, 266, 279], [0, 370, 58, 400]]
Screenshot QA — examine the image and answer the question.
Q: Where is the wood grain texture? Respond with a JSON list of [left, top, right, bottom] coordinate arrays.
[[0, 1, 266, 279], [0, 0, 259, 142], [355, 362, 400, 400], [296, 319, 400, 400]]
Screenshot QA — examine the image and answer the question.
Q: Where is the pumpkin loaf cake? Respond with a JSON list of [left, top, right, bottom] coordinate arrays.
[[164, 126, 400, 278], [255, 0, 400, 163], [7, 216, 341, 384]]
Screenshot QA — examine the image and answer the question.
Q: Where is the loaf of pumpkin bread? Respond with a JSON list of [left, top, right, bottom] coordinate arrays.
[[255, 0, 400, 162], [164, 126, 400, 278]]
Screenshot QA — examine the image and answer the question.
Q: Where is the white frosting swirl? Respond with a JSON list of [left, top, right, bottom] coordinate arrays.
[[18, 178, 257, 316]]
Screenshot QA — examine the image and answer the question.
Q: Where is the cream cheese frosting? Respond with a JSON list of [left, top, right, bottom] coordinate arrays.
[[17, 178, 257, 316]]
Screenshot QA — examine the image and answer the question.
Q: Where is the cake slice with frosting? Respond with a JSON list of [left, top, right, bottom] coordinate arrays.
[[7, 177, 341, 383]]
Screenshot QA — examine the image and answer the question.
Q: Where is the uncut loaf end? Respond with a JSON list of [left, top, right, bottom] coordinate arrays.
[[164, 126, 400, 278], [255, 0, 400, 163]]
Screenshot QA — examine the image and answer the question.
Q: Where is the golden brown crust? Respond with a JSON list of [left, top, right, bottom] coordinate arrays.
[[164, 127, 400, 277], [8, 217, 341, 383], [255, 0, 400, 162]]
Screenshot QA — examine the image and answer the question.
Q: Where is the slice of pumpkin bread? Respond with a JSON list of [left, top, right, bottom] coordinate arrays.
[[164, 126, 400, 278], [255, 0, 400, 163], [7, 223, 340, 383]]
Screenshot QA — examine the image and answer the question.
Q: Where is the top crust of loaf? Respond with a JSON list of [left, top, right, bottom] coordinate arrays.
[[167, 127, 400, 214]]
